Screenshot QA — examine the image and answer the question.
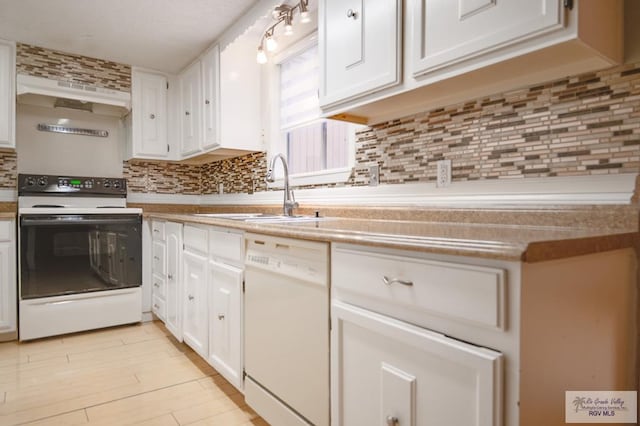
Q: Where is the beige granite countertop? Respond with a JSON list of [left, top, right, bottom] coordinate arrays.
[[145, 210, 639, 262]]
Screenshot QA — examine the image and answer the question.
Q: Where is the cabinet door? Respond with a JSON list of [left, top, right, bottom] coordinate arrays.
[[319, 0, 401, 108], [208, 261, 243, 391], [201, 46, 219, 150], [331, 301, 503, 426], [131, 70, 168, 159], [180, 61, 203, 157], [0, 241, 15, 333], [165, 222, 183, 341], [0, 40, 15, 149], [182, 250, 208, 357], [410, 0, 563, 77]]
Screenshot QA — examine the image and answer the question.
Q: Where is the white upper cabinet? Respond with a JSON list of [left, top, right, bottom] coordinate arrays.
[[411, 0, 563, 77], [129, 69, 168, 159], [219, 36, 263, 152], [319, 0, 624, 124], [319, 0, 402, 108], [179, 60, 203, 158], [202, 45, 220, 150], [0, 39, 15, 149]]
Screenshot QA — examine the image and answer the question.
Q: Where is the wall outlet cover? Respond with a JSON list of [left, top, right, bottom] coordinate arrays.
[[436, 160, 452, 188], [369, 165, 379, 187]]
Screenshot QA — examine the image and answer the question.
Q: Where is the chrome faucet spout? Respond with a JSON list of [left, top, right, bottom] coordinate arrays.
[[266, 153, 298, 216]]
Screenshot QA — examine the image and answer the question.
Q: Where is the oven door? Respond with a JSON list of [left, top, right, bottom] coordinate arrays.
[[19, 214, 142, 299]]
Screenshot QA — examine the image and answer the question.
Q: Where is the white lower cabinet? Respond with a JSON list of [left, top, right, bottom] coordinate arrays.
[[0, 219, 16, 336], [182, 249, 209, 358], [208, 260, 243, 390], [332, 300, 502, 426], [164, 222, 183, 340]]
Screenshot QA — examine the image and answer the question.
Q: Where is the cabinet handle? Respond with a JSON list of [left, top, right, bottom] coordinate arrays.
[[185, 111, 190, 116], [153, 304, 159, 309], [386, 416, 398, 426], [218, 314, 225, 320], [154, 282, 159, 288], [149, 113, 156, 119], [153, 229, 159, 233], [346, 9, 358, 19], [153, 256, 160, 260], [168, 274, 173, 280], [188, 295, 194, 301], [205, 99, 210, 105], [382, 276, 413, 287]]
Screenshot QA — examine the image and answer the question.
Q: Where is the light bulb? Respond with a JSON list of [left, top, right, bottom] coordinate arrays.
[[256, 47, 267, 64], [300, 10, 310, 24], [266, 36, 278, 52], [284, 23, 293, 36]]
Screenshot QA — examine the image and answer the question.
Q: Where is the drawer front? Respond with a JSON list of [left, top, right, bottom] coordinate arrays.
[[0, 219, 13, 241], [152, 294, 166, 320], [151, 220, 166, 241], [152, 241, 166, 275], [209, 228, 243, 264], [184, 225, 208, 254], [152, 274, 166, 300], [332, 246, 506, 330]]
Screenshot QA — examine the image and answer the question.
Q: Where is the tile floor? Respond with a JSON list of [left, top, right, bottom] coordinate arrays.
[[0, 321, 267, 425]]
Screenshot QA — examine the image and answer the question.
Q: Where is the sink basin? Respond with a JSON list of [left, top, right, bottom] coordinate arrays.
[[194, 213, 326, 223]]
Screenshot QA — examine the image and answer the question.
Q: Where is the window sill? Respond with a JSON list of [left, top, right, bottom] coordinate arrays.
[[268, 167, 353, 188]]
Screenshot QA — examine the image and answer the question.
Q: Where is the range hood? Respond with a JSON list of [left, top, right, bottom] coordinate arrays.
[[16, 74, 131, 116]]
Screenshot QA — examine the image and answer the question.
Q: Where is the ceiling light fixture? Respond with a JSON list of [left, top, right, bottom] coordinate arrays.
[[256, 1, 311, 64]]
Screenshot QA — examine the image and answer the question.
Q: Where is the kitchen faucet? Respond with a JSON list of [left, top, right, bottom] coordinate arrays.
[[265, 153, 298, 216]]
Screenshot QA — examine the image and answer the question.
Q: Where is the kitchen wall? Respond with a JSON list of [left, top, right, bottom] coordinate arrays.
[[16, 103, 125, 177]]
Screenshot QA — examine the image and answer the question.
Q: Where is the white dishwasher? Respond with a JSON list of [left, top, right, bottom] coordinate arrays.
[[244, 233, 329, 426]]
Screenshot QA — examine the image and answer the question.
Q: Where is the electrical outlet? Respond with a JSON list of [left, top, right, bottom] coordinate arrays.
[[218, 183, 224, 194], [436, 160, 452, 188], [369, 165, 379, 187]]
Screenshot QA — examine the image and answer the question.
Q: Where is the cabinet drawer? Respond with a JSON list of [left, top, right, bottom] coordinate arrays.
[[332, 246, 506, 330], [151, 220, 165, 241], [152, 274, 166, 300], [0, 220, 13, 241], [152, 294, 166, 320], [209, 228, 243, 264], [152, 241, 166, 275], [184, 225, 208, 254]]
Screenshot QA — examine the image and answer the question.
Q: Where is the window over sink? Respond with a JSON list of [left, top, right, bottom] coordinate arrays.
[[269, 35, 361, 186]]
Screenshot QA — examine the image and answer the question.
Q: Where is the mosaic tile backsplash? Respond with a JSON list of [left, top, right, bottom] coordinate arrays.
[[16, 43, 131, 92], [0, 152, 17, 189]]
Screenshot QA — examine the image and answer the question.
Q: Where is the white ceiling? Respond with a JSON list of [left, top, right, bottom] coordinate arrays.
[[0, 0, 261, 74]]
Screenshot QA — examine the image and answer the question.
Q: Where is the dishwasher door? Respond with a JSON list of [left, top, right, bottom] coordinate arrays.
[[244, 234, 329, 426]]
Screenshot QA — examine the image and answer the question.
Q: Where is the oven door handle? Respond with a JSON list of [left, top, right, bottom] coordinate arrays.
[[20, 216, 141, 226]]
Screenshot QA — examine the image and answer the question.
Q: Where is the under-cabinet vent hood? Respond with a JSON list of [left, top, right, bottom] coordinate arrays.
[[16, 74, 131, 116]]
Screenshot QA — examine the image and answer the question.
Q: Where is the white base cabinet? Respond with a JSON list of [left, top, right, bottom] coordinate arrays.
[[182, 247, 209, 358], [332, 300, 503, 426], [208, 261, 243, 391], [164, 222, 183, 340], [0, 219, 16, 338]]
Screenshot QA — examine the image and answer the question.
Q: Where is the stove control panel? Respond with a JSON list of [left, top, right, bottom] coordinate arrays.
[[18, 174, 127, 196]]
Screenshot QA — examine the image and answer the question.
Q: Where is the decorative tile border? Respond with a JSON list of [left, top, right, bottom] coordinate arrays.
[[16, 43, 131, 92]]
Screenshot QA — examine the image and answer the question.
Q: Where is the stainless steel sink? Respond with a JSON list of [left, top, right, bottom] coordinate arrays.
[[193, 213, 326, 223]]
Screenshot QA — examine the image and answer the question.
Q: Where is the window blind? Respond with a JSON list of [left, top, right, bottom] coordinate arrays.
[[280, 44, 320, 130]]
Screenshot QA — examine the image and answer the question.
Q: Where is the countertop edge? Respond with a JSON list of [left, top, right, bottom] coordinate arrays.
[[145, 213, 637, 262]]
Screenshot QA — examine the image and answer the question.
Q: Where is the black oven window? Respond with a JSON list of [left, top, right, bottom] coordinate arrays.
[[20, 215, 142, 299]]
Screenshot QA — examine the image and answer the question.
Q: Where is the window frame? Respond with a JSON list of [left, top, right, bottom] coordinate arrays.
[[266, 32, 355, 188]]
